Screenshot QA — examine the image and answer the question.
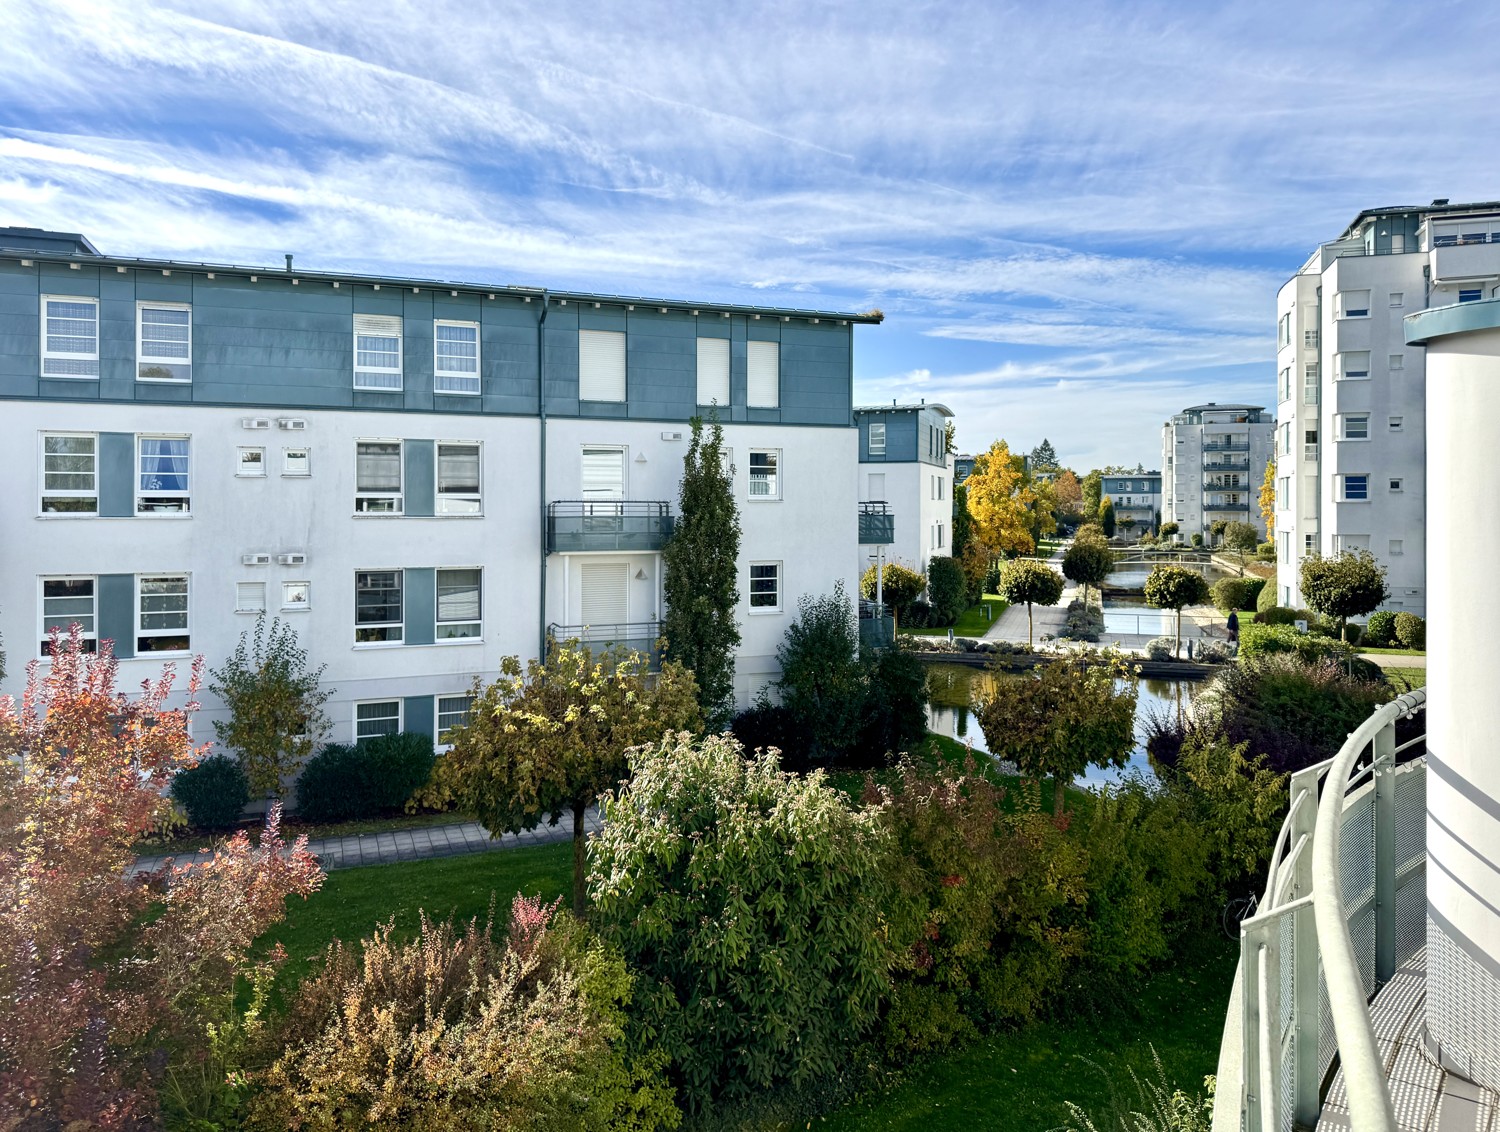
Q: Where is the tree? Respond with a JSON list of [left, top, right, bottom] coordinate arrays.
[[663, 413, 742, 730], [1081, 469, 1103, 520], [440, 641, 701, 911], [1099, 496, 1116, 537], [1159, 521, 1179, 541], [1299, 550, 1390, 642], [1026, 474, 1060, 545], [775, 582, 866, 759], [975, 650, 1138, 816], [1143, 565, 1212, 658], [1208, 518, 1228, 546], [1052, 469, 1084, 525], [1119, 516, 1138, 538], [1223, 520, 1260, 574], [1259, 459, 1276, 536], [1062, 537, 1114, 606], [859, 561, 926, 627], [1030, 438, 1059, 471], [210, 615, 332, 798], [996, 558, 1066, 649], [951, 482, 974, 559], [965, 440, 1040, 555]]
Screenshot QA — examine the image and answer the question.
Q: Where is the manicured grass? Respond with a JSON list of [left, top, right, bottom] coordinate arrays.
[[1385, 667, 1426, 694], [905, 594, 1008, 638], [136, 808, 470, 858], [825, 934, 1238, 1132], [1359, 646, 1426, 656]]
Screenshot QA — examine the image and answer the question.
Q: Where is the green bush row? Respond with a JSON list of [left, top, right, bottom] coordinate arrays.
[[295, 732, 437, 823]]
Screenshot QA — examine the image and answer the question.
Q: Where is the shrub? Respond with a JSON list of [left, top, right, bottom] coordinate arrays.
[[250, 895, 677, 1131], [295, 732, 436, 822], [1210, 577, 1265, 614], [1238, 623, 1353, 664], [730, 702, 812, 768], [1394, 611, 1426, 650], [1196, 639, 1234, 664], [1062, 598, 1103, 642], [590, 733, 889, 1115], [1145, 637, 1177, 661], [774, 583, 865, 761], [1363, 610, 1398, 648], [1190, 532, 1204, 548], [927, 554, 969, 625], [857, 647, 930, 764], [984, 564, 1001, 594], [904, 598, 934, 628], [1256, 540, 1277, 562], [171, 753, 251, 830], [860, 562, 926, 625], [1257, 579, 1278, 613]]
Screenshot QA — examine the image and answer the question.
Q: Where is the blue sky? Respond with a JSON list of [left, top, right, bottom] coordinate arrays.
[[2, 1, 1498, 469]]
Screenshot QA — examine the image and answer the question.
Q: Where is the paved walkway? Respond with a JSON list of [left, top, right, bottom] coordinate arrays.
[[1361, 652, 1428, 669], [131, 808, 604, 875]]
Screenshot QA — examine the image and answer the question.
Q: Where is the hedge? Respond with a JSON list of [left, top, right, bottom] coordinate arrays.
[[295, 731, 437, 822], [170, 754, 250, 830], [1210, 576, 1266, 613]]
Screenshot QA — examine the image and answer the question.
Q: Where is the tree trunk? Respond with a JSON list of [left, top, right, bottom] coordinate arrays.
[[1027, 602, 1034, 649], [572, 800, 587, 915], [1175, 607, 1183, 659], [1054, 771, 1066, 818]]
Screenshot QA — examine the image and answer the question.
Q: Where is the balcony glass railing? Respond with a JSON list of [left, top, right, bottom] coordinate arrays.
[[1204, 458, 1250, 472], [547, 621, 662, 667], [546, 501, 673, 554], [1202, 440, 1251, 452], [1203, 500, 1249, 511], [858, 599, 894, 650], [859, 501, 895, 544]]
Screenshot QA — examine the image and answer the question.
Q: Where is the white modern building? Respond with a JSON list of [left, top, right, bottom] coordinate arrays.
[[1161, 403, 1273, 542], [0, 226, 881, 742], [854, 402, 954, 576], [1101, 470, 1161, 536], [1272, 200, 1500, 616]]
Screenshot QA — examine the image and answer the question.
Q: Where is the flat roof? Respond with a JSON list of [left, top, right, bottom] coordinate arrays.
[[1338, 200, 1500, 241], [1177, 403, 1265, 413], [854, 402, 954, 416]]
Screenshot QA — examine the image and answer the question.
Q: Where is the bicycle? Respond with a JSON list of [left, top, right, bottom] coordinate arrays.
[[1222, 891, 1259, 939]]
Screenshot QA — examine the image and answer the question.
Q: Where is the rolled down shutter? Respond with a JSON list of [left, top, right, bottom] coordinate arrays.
[[581, 447, 625, 500], [747, 340, 779, 408], [579, 329, 626, 402], [580, 562, 628, 627], [696, 337, 730, 406]]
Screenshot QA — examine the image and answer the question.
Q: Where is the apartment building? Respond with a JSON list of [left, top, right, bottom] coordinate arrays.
[[0, 226, 880, 741], [1273, 200, 1500, 615], [854, 402, 953, 574], [1160, 403, 1273, 541], [1101, 471, 1160, 535]]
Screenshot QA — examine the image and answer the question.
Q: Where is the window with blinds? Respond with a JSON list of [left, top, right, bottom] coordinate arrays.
[[42, 296, 100, 378], [436, 443, 481, 514], [696, 336, 730, 406], [435, 568, 482, 639], [355, 441, 403, 512], [353, 314, 403, 390], [580, 562, 628, 627], [236, 581, 266, 614], [747, 340, 779, 408], [579, 329, 626, 402], [581, 447, 626, 501], [434, 320, 480, 394], [137, 303, 191, 382]]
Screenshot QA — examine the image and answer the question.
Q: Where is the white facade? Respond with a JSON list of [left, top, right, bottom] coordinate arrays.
[[854, 403, 953, 577], [1273, 201, 1500, 616], [1100, 472, 1161, 535], [1160, 403, 1273, 541]]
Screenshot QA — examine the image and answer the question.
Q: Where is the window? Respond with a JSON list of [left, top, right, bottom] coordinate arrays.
[[137, 436, 190, 513], [1338, 474, 1369, 502], [137, 575, 189, 653], [1338, 414, 1369, 441], [353, 314, 403, 390], [1335, 534, 1370, 552], [581, 561, 628, 626], [41, 577, 96, 654], [436, 695, 473, 743], [436, 568, 481, 639], [1459, 288, 1483, 303], [748, 450, 779, 499], [355, 441, 402, 512], [1336, 290, 1370, 318], [1276, 477, 1289, 510], [1278, 532, 1291, 564], [41, 296, 99, 378], [749, 562, 781, 610], [283, 448, 310, 477], [1389, 540, 1404, 555], [137, 303, 191, 382], [1278, 421, 1292, 456], [1278, 367, 1291, 402], [41, 433, 97, 513], [1305, 533, 1317, 553], [434, 320, 480, 394], [746, 340, 779, 408], [579, 329, 626, 402], [355, 570, 403, 642], [282, 581, 310, 610], [1389, 354, 1404, 372], [236, 581, 266, 613], [1389, 292, 1404, 308], [1336, 351, 1370, 380], [936, 522, 944, 549], [1277, 312, 1291, 348], [868, 421, 886, 457], [581, 446, 626, 500], [436, 443, 481, 514], [1389, 477, 1404, 492], [1389, 416, 1404, 432], [237, 447, 265, 477], [355, 701, 401, 742], [696, 337, 730, 405]]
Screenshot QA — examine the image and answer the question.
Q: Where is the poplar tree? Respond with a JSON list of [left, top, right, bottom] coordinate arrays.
[[663, 414, 742, 729]]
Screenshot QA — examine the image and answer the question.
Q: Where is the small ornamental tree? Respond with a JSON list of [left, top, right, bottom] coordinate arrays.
[[1224, 520, 1260, 574], [1099, 496, 1116, 537], [1209, 518, 1229, 546], [997, 558, 1066, 649], [1299, 550, 1390, 642], [663, 413, 742, 730], [975, 650, 1139, 816], [438, 640, 701, 912], [210, 614, 332, 797], [859, 561, 927, 626], [1159, 521, 1179, 541], [1062, 536, 1114, 606], [1144, 564, 1212, 658]]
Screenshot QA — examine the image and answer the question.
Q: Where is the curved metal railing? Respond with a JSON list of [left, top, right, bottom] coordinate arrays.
[[1213, 688, 1427, 1132]]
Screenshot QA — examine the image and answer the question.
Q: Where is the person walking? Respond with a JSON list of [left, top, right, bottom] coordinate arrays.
[[1227, 609, 1240, 644]]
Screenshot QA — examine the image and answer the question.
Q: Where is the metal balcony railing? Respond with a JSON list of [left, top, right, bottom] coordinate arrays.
[[546, 621, 663, 667], [858, 599, 894, 650], [1203, 440, 1251, 452], [1212, 690, 1427, 1132], [546, 501, 673, 554], [1204, 458, 1250, 472], [1203, 501, 1250, 511], [859, 501, 895, 544]]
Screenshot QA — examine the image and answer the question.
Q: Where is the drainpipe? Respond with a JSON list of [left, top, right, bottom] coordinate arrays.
[[538, 290, 550, 659]]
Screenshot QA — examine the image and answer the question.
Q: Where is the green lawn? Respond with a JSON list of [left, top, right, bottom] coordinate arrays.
[[1359, 646, 1426, 656], [906, 594, 1008, 638], [1385, 667, 1426, 694]]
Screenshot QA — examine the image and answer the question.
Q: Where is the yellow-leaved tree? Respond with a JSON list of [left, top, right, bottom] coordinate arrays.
[[1259, 459, 1276, 536], [964, 439, 1039, 555]]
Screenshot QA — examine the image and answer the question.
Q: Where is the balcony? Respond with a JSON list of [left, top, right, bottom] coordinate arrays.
[[1204, 457, 1250, 472], [1203, 440, 1250, 453], [547, 621, 662, 667], [859, 501, 895, 544], [1214, 691, 1435, 1132], [1204, 500, 1249, 511], [1430, 239, 1500, 285], [858, 599, 894, 650], [546, 501, 673, 554]]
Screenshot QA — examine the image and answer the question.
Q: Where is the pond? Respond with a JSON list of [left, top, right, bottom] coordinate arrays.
[[924, 661, 1202, 787]]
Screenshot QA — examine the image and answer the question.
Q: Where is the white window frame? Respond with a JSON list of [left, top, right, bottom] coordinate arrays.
[[355, 439, 403, 513], [353, 314, 404, 391], [136, 573, 190, 655], [748, 449, 780, 500], [1389, 354, 1405, 372], [578, 328, 627, 403], [283, 447, 311, 477], [40, 295, 100, 379], [436, 693, 474, 749], [136, 301, 192, 383], [1389, 540, 1404, 556], [1336, 290, 1371, 319], [236, 581, 267, 614], [1335, 351, 1371, 380], [434, 319, 481, 395], [237, 447, 266, 477], [436, 442, 482, 515], [136, 435, 192, 514], [1337, 474, 1370, 502], [1389, 477, 1404, 493], [746, 340, 780, 408], [1278, 367, 1291, 402], [1389, 292, 1404, 308], [868, 421, 886, 457], [1337, 414, 1370, 442], [281, 580, 311, 611], [40, 432, 98, 515], [354, 569, 405, 644], [40, 575, 97, 655], [435, 567, 482, 640], [354, 700, 403, 743], [748, 561, 782, 613], [695, 336, 730, 406]]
